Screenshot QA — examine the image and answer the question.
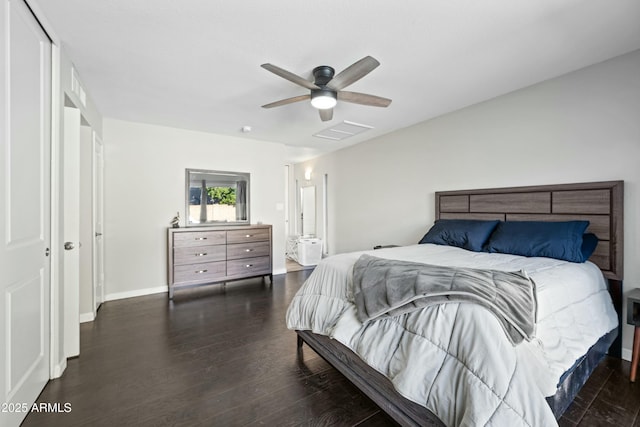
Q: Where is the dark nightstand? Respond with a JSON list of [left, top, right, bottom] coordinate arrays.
[[373, 245, 400, 250], [627, 288, 640, 382]]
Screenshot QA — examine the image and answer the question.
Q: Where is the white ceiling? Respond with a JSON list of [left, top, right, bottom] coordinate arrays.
[[31, 0, 640, 162]]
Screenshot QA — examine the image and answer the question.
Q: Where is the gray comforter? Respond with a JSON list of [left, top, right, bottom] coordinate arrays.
[[353, 254, 537, 345]]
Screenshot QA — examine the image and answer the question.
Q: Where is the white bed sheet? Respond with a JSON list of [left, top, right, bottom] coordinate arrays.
[[286, 244, 618, 427]]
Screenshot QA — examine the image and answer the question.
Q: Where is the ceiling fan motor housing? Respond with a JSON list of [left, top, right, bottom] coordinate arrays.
[[310, 66, 338, 109], [312, 65, 335, 86]]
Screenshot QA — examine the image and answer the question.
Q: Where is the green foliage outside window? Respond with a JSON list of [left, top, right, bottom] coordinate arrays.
[[207, 187, 236, 205]]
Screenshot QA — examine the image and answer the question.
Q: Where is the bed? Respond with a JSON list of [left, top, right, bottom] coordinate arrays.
[[286, 181, 624, 426]]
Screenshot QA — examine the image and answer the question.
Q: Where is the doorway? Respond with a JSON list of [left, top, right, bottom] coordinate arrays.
[[62, 101, 104, 359]]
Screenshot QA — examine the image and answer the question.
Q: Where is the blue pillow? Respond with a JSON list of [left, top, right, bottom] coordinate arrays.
[[485, 221, 590, 262], [419, 219, 500, 252], [580, 233, 599, 262]]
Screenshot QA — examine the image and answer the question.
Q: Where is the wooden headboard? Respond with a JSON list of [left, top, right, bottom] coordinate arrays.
[[435, 181, 624, 280], [435, 181, 624, 356]]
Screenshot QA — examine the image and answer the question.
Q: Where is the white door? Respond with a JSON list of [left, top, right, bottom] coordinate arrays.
[[63, 107, 80, 358], [92, 132, 105, 312], [0, 1, 52, 426]]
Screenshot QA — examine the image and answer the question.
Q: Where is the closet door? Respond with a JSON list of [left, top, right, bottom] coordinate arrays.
[[0, 1, 52, 426]]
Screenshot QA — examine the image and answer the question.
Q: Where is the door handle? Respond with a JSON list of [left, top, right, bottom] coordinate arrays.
[[64, 242, 75, 250], [95, 232, 103, 237]]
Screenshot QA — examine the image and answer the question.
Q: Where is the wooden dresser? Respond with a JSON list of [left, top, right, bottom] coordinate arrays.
[[168, 224, 272, 298]]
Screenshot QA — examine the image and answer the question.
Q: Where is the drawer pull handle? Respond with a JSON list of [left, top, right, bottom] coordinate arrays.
[[245, 264, 253, 268], [196, 253, 207, 256], [195, 269, 208, 274], [245, 249, 253, 252], [196, 237, 207, 241], [245, 234, 253, 238]]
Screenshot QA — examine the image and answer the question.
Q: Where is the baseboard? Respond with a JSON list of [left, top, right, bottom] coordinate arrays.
[[104, 274, 291, 301], [622, 348, 632, 362], [105, 286, 168, 302], [51, 358, 67, 379], [79, 312, 95, 323]]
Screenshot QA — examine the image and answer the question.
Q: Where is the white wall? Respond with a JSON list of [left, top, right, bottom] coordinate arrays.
[[103, 119, 287, 299], [295, 50, 640, 357]]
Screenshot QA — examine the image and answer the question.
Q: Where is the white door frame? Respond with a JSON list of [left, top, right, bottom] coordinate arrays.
[[92, 132, 105, 313], [47, 21, 66, 381]]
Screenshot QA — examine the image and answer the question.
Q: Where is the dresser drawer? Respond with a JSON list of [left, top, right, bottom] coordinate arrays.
[[227, 241, 270, 260], [227, 228, 270, 244], [174, 245, 226, 265], [173, 230, 226, 248], [173, 261, 226, 285], [226, 256, 270, 278]]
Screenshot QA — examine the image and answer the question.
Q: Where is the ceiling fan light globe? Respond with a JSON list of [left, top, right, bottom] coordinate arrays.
[[310, 89, 337, 109], [311, 95, 337, 109]]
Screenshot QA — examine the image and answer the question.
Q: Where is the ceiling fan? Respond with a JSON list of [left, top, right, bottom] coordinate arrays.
[[261, 56, 392, 122]]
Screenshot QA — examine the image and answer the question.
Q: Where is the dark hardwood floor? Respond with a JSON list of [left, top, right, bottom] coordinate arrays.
[[22, 271, 640, 427]]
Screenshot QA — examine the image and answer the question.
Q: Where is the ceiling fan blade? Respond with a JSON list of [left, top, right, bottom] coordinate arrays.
[[319, 108, 333, 122], [338, 91, 392, 107], [261, 63, 319, 90], [262, 94, 310, 109], [326, 56, 380, 91]]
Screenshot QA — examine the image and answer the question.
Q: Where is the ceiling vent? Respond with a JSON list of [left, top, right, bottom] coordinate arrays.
[[313, 120, 373, 141]]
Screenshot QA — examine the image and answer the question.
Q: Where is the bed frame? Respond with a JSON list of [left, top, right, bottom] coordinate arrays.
[[296, 181, 624, 426]]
